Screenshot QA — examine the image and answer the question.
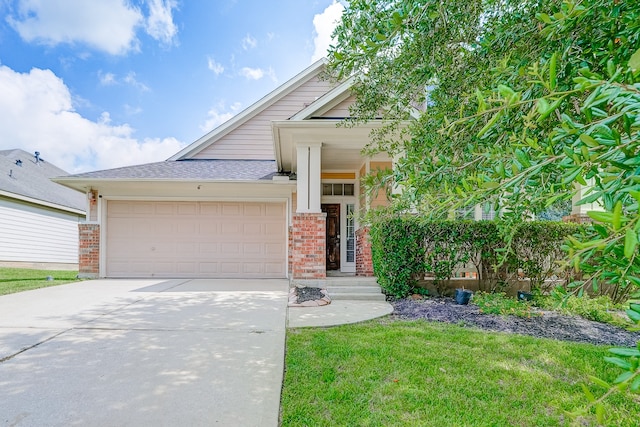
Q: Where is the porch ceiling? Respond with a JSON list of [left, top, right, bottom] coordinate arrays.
[[272, 120, 388, 172]]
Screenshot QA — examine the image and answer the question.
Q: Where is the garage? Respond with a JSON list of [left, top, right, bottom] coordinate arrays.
[[106, 201, 287, 278]]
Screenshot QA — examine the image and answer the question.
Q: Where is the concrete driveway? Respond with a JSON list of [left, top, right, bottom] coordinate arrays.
[[0, 278, 289, 427]]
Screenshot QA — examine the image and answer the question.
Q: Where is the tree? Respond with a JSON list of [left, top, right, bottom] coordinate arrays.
[[328, 0, 640, 420]]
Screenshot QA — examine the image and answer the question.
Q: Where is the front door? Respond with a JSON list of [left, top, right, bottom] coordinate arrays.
[[321, 204, 340, 270]]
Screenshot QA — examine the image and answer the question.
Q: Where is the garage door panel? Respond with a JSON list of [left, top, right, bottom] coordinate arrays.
[[107, 201, 286, 278]]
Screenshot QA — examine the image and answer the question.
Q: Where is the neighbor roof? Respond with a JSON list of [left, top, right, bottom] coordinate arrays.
[[0, 149, 85, 213]]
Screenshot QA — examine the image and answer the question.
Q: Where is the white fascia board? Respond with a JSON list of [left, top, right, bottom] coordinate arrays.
[[289, 76, 355, 121], [168, 58, 328, 161], [0, 189, 85, 215]]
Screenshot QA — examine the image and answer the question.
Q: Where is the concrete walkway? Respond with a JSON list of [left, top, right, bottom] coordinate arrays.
[[287, 301, 393, 328], [0, 279, 289, 427]]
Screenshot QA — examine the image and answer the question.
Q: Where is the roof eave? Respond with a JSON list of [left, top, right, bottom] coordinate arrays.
[[0, 189, 85, 215]]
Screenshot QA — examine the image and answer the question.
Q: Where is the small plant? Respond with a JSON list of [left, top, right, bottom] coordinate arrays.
[[535, 294, 632, 328], [473, 292, 538, 318]]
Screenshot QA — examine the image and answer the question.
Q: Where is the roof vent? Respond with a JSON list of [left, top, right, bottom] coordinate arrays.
[[34, 151, 41, 165], [15, 159, 22, 167]]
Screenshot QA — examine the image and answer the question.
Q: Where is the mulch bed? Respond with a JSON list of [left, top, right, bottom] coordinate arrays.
[[390, 297, 640, 347]]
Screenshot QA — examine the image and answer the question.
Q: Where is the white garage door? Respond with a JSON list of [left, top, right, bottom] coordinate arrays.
[[106, 201, 286, 278]]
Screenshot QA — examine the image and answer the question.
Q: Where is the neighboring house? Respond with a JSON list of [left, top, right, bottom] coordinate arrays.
[[55, 59, 393, 279], [0, 149, 86, 269]]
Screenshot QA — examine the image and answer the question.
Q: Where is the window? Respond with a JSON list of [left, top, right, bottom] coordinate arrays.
[[346, 204, 355, 263], [322, 183, 355, 196]]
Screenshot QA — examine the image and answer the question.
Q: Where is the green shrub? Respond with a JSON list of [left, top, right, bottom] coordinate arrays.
[[369, 216, 580, 299], [369, 216, 426, 298]]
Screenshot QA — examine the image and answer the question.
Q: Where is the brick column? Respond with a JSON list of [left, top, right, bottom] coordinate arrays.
[[356, 227, 374, 277], [79, 223, 100, 278], [290, 213, 326, 279]]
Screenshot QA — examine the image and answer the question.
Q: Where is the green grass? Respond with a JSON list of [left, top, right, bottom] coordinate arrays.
[[281, 320, 640, 426], [0, 267, 80, 296]]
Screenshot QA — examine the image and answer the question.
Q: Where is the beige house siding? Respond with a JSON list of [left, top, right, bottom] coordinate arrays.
[[320, 95, 357, 118], [0, 197, 81, 264], [370, 161, 393, 209], [193, 77, 335, 160]]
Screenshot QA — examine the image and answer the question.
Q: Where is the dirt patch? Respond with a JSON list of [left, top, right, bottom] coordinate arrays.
[[391, 298, 640, 347]]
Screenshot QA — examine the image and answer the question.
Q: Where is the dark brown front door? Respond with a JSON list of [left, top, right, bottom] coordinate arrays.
[[321, 204, 340, 270]]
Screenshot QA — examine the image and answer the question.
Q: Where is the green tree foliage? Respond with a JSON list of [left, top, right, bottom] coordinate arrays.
[[328, 0, 640, 420]]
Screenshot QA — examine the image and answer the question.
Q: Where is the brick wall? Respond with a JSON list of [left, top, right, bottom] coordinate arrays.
[[356, 227, 374, 277], [78, 223, 100, 278], [290, 212, 326, 279], [562, 213, 592, 224]]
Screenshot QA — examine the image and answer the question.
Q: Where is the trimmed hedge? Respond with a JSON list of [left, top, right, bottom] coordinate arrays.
[[369, 217, 581, 298]]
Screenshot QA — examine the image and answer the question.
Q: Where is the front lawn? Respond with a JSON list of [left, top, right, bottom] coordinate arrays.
[[281, 320, 640, 426], [0, 267, 80, 296]]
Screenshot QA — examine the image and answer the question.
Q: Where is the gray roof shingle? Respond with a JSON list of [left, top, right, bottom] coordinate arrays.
[[0, 149, 85, 212], [63, 159, 279, 181]]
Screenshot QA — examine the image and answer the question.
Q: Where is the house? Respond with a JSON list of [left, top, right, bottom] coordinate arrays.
[[0, 149, 85, 269], [54, 59, 395, 280]]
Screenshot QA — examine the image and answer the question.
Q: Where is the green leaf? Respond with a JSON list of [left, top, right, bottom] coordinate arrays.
[[581, 383, 596, 402], [626, 307, 640, 322], [609, 347, 640, 357], [587, 211, 613, 224], [629, 47, 640, 71], [477, 111, 503, 138], [549, 52, 557, 90], [613, 201, 622, 231], [481, 181, 500, 189], [604, 356, 632, 370], [536, 13, 553, 24], [498, 84, 515, 98], [579, 133, 599, 147], [614, 371, 634, 384], [536, 98, 550, 115], [624, 229, 638, 259], [588, 376, 610, 389], [515, 149, 530, 168], [536, 95, 566, 122], [476, 89, 486, 113], [631, 376, 640, 392], [596, 403, 605, 424]]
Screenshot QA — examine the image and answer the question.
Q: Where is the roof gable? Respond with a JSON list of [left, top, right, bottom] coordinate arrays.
[[169, 59, 336, 161]]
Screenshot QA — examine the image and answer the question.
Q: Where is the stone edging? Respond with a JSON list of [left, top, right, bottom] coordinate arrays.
[[288, 286, 331, 307]]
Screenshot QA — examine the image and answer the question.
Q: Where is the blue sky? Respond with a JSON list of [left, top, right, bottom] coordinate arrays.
[[0, 0, 344, 173]]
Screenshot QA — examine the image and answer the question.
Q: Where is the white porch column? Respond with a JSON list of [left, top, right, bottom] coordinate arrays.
[[571, 179, 603, 215], [296, 142, 322, 212]]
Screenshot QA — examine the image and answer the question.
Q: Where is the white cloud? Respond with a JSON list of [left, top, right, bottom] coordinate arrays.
[[123, 71, 150, 92], [207, 56, 224, 75], [0, 65, 183, 173], [97, 70, 150, 92], [311, 0, 344, 62], [240, 66, 263, 80], [200, 101, 242, 133], [239, 66, 277, 82], [8, 0, 143, 55], [241, 33, 257, 50], [98, 71, 117, 85], [145, 0, 178, 45]]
